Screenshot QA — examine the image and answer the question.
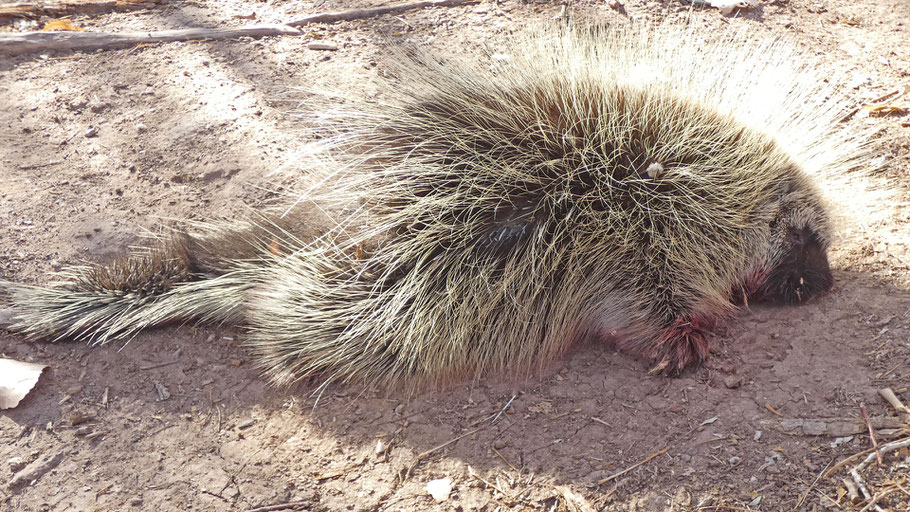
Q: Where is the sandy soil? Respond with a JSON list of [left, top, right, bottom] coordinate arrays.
[[1, 0, 910, 510]]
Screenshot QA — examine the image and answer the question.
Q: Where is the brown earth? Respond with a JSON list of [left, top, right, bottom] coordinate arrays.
[[1, 0, 910, 511]]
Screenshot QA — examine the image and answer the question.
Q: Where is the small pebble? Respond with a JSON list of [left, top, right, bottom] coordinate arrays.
[[154, 382, 170, 401], [7, 456, 25, 472], [307, 42, 338, 51], [426, 478, 452, 502], [723, 375, 743, 389]]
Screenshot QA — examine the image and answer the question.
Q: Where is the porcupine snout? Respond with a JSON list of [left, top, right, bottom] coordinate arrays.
[[760, 225, 833, 304]]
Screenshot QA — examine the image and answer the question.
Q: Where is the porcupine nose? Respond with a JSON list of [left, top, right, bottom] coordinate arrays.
[[765, 227, 833, 305]]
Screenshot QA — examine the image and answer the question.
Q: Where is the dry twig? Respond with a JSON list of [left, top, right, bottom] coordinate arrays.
[[860, 405, 883, 465], [245, 500, 312, 512], [0, 0, 162, 19], [288, 0, 477, 27], [416, 427, 482, 461], [792, 461, 831, 511], [0, 25, 301, 55], [597, 446, 668, 485], [879, 388, 910, 416]]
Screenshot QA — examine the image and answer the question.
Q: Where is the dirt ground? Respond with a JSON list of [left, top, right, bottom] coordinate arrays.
[[1, 0, 910, 510]]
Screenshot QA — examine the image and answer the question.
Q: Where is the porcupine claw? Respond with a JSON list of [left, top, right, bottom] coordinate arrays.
[[648, 315, 715, 375], [647, 357, 672, 376]]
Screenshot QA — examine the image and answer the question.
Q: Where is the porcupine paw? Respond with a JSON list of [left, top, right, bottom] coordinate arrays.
[[648, 315, 716, 375]]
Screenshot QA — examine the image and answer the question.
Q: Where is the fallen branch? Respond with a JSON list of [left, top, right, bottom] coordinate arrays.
[[761, 417, 905, 436], [287, 0, 478, 27], [597, 446, 668, 485], [0, 0, 163, 19], [0, 0, 477, 55], [0, 24, 301, 55], [860, 405, 883, 466], [838, 436, 910, 509], [879, 388, 910, 416], [7, 450, 67, 488], [852, 436, 910, 475], [245, 501, 313, 512], [416, 426, 482, 461]]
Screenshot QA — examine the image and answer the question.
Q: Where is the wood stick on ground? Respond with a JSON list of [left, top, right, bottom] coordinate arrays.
[[0, 24, 301, 55], [416, 427, 482, 461], [0, 0, 163, 20], [849, 467, 872, 501], [843, 477, 860, 503], [492, 446, 518, 472], [597, 446, 668, 485], [846, 437, 910, 509], [287, 0, 478, 27], [468, 465, 510, 496], [467, 465, 536, 506], [791, 461, 832, 512], [0, 0, 478, 55], [7, 450, 67, 488], [878, 388, 910, 415], [853, 436, 910, 473], [858, 491, 895, 512], [825, 446, 880, 478], [861, 405, 883, 466], [245, 500, 312, 512]]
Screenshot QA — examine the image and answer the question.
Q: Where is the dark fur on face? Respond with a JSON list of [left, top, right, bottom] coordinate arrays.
[[759, 226, 833, 304]]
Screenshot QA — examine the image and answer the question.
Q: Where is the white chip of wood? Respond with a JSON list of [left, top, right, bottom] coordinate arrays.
[[0, 358, 47, 410], [425, 478, 452, 502]]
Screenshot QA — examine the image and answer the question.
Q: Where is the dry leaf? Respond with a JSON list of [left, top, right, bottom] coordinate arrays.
[[861, 102, 909, 115], [42, 19, 83, 31], [0, 358, 48, 409], [860, 85, 910, 115]]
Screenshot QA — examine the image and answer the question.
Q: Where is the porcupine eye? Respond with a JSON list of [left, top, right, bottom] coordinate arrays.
[[762, 226, 833, 304]]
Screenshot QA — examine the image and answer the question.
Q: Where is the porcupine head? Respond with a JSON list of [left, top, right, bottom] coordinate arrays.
[[616, 154, 837, 375]]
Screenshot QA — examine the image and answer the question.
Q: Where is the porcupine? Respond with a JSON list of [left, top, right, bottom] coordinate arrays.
[[0, 23, 872, 389]]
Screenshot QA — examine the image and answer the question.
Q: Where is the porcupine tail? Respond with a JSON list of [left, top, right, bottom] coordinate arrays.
[[0, 217, 302, 345]]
